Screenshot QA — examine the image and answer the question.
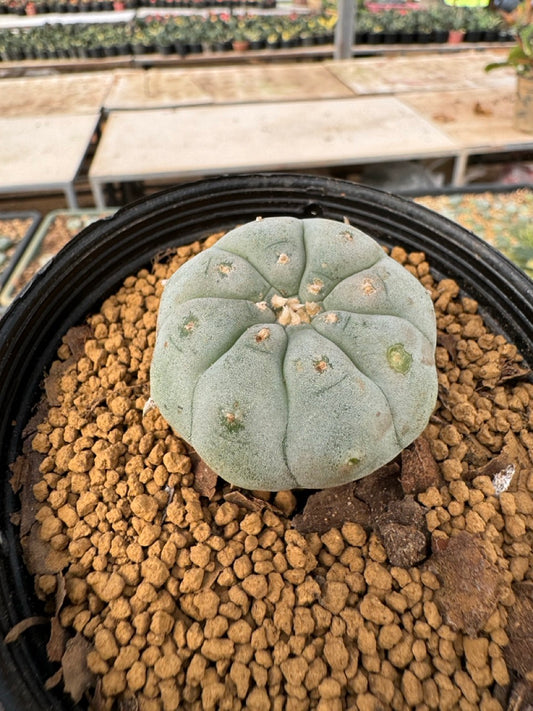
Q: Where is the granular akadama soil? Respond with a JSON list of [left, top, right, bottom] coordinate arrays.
[[9, 232, 533, 711]]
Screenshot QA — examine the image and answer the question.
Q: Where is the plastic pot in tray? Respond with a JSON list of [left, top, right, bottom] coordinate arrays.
[[0, 173, 532, 710]]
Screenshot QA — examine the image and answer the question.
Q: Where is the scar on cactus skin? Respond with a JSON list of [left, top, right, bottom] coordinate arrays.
[[387, 343, 413, 375], [217, 261, 235, 276], [179, 314, 199, 337]]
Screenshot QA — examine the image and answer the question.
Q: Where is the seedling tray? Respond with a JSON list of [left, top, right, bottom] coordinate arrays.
[[0, 207, 115, 307], [0, 210, 41, 292], [415, 188, 533, 279]]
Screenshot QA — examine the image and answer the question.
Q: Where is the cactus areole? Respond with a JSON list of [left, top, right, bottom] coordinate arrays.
[[150, 217, 438, 491]]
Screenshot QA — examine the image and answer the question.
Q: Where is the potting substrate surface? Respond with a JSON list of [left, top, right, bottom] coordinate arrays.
[[9, 224, 533, 710]]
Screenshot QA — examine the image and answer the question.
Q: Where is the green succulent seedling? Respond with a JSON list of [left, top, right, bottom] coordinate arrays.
[[150, 217, 438, 491], [485, 5, 533, 77]]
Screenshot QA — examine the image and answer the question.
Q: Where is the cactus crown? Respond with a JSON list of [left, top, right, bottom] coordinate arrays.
[[150, 216, 438, 491]]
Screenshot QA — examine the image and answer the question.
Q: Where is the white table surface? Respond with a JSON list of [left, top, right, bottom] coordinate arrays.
[[0, 72, 114, 117], [103, 63, 355, 111], [0, 113, 100, 207], [326, 52, 516, 95], [89, 96, 458, 206], [402, 87, 531, 151]]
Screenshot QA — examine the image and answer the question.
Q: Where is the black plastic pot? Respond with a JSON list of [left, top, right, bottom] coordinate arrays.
[[132, 42, 153, 54], [1, 173, 533, 710], [213, 40, 232, 52], [367, 31, 384, 44], [465, 29, 482, 42], [416, 31, 433, 43], [432, 29, 448, 43], [156, 42, 173, 55], [483, 29, 500, 41], [115, 41, 131, 55], [382, 31, 398, 44], [398, 31, 416, 44]]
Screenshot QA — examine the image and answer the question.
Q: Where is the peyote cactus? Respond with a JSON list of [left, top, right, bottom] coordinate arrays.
[[150, 217, 438, 491]]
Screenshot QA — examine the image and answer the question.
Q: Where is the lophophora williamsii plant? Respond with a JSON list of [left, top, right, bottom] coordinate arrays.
[[150, 217, 438, 491]]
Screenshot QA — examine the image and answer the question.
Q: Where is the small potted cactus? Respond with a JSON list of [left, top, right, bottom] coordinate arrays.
[[1, 174, 533, 710]]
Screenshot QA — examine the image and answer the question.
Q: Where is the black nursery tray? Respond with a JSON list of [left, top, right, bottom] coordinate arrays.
[[415, 188, 533, 280], [0, 208, 115, 307], [0, 211, 41, 292]]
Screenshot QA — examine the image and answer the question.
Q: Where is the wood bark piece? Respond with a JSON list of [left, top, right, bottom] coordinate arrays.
[[375, 497, 429, 567], [400, 436, 442, 495], [428, 531, 506, 636], [293, 482, 371, 534], [504, 581, 533, 679]]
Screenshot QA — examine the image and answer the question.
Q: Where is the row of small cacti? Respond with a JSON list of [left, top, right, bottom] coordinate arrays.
[[0, 6, 512, 60], [356, 5, 505, 37], [0, 11, 337, 57], [0, 0, 275, 14]]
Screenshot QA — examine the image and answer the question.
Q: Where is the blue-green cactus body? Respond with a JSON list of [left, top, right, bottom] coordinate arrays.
[[150, 217, 438, 491]]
